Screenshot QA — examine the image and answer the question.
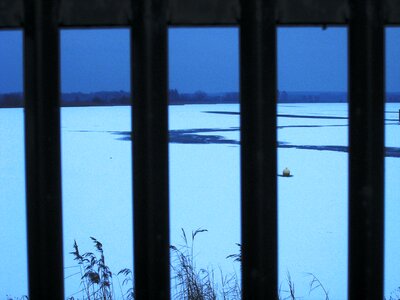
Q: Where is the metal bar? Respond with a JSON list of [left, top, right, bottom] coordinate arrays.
[[131, 0, 170, 298], [3, 0, 400, 27], [240, 0, 277, 299], [385, 0, 400, 25], [276, 0, 349, 25], [24, 0, 64, 299], [168, 0, 240, 25], [348, 0, 385, 299], [0, 0, 23, 28], [58, 0, 351, 26], [59, 0, 131, 27]]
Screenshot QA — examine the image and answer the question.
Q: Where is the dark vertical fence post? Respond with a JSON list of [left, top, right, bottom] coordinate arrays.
[[131, 0, 170, 298], [240, 0, 277, 298], [24, 0, 64, 299], [349, 0, 385, 299]]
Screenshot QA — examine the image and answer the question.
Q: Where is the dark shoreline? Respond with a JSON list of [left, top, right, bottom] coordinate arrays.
[[2, 90, 400, 108], [2, 100, 400, 109]]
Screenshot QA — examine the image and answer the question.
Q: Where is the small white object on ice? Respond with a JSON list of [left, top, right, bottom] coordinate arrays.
[[283, 167, 291, 177]]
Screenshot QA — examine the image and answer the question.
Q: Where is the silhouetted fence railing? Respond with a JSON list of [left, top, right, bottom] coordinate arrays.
[[0, 0, 396, 299]]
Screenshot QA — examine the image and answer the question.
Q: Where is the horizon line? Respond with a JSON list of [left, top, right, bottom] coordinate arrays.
[[4, 90, 400, 94]]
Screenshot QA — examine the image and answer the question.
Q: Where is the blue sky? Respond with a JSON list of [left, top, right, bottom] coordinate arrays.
[[0, 27, 399, 93]]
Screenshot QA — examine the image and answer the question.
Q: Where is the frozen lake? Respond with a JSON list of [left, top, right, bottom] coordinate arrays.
[[0, 103, 399, 299]]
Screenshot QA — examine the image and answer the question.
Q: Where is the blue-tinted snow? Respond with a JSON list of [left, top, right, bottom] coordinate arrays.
[[1, 103, 399, 299], [0, 108, 27, 298]]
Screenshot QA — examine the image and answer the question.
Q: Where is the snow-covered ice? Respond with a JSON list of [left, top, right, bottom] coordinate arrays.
[[0, 103, 399, 299]]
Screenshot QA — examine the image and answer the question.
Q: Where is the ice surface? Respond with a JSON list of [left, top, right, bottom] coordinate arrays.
[[385, 103, 400, 299], [61, 107, 133, 298], [0, 103, 399, 299], [0, 108, 27, 298]]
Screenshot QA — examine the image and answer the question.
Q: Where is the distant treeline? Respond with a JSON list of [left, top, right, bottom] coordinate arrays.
[[168, 89, 239, 105], [1, 90, 400, 108]]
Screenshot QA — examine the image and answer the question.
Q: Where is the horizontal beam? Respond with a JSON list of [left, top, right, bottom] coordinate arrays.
[[168, 0, 239, 25], [385, 0, 400, 25], [1, 0, 400, 28], [276, 0, 349, 25], [59, 0, 132, 27], [0, 0, 23, 28]]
